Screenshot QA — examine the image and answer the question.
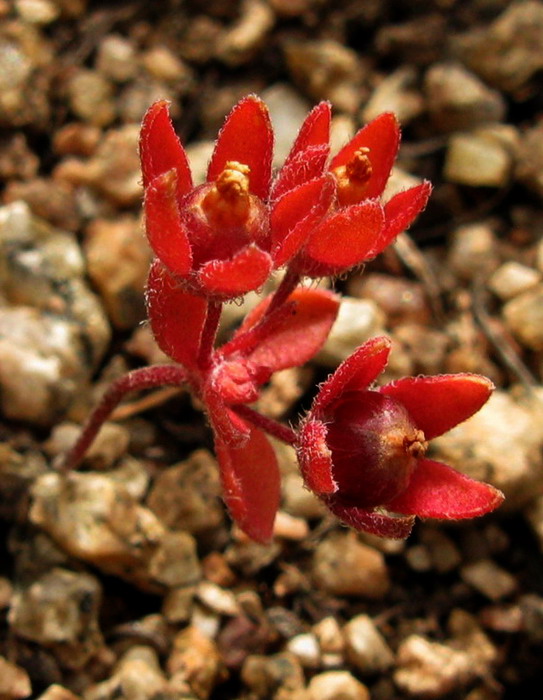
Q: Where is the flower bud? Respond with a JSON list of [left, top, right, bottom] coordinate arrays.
[[324, 391, 427, 507]]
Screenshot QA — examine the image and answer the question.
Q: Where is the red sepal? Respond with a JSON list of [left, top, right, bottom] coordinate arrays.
[[304, 200, 385, 270], [271, 145, 330, 201], [198, 246, 272, 298], [284, 101, 331, 169], [379, 373, 494, 440], [325, 498, 415, 538], [236, 287, 340, 374], [271, 175, 335, 267], [146, 260, 206, 369], [387, 459, 504, 519], [207, 95, 273, 199], [144, 171, 192, 276], [330, 112, 400, 200], [369, 181, 432, 256], [140, 101, 193, 201], [312, 336, 391, 416], [297, 419, 337, 495], [215, 422, 280, 543]]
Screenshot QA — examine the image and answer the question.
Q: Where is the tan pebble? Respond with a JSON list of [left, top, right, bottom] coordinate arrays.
[[308, 670, 369, 700]]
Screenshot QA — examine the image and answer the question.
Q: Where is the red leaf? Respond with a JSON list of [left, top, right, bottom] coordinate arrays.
[[387, 458, 504, 519], [146, 259, 206, 368], [207, 95, 273, 199], [271, 175, 335, 267], [313, 336, 391, 416], [238, 287, 340, 373], [325, 498, 415, 538], [283, 101, 331, 169], [144, 171, 193, 276], [330, 112, 400, 200], [369, 181, 432, 256], [305, 200, 385, 269], [140, 101, 193, 201], [215, 423, 280, 543], [297, 419, 337, 494], [379, 373, 494, 440], [271, 145, 330, 201], [198, 245, 272, 298], [205, 392, 251, 445]]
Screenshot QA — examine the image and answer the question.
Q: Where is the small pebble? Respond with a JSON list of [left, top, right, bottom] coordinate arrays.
[[0, 656, 32, 700], [444, 131, 512, 187], [285, 633, 321, 669], [343, 614, 394, 674], [308, 670, 370, 700], [461, 559, 517, 601], [489, 261, 541, 301], [312, 532, 390, 599], [503, 283, 543, 350]]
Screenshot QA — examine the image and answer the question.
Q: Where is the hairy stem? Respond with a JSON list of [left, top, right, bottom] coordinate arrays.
[[198, 300, 222, 369], [267, 267, 301, 315], [59, 364, 188, 472], [232, 404, 297, 446]]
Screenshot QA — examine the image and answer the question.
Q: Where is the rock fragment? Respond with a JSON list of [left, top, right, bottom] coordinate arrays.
[[343, 614, 394, 675], [312, 532, 390, 599], [308, 671, 369, 700], [9, 567, 103, 670], [0, 656, 32, 700]]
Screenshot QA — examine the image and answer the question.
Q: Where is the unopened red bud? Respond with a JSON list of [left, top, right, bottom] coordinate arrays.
[[325, 391, 426, 507]]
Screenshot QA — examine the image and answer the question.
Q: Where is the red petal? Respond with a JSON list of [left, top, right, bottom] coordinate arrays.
[[198, 246, 272, 298], [207, 95, 273, 199], [271, 175, 335, 267], [379, 373, 494, 440], [370, 181, 432, 256], [297, 419, 337, 494], [330, 113, 400, 199], [215, 423, 280, 543], [140, 101, 193, 201], [325, 498, 415, 538], [146, 259, 206, 368], [271, 145, 330, 201], [313, 336, 391, 415], [144, 171, 192, 276], [284, 101, 331, 168], [305, 200, 385, 269], [205, 392, 251, 445], [387, 458, 504, 519], [238, 287, 340, 373]]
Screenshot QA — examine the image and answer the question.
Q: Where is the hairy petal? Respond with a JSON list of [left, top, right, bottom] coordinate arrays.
[[140, 101, 193, 200], [312, 336, 391, 416], [325, 498, 415, 538], [297, 419, 337, 495], [387, 458, 504, 519], [146, 260, 206, 369], [215, 423, 280, 543], [379, 373, 494, 440], [305, 200, 385, 269], [271, 175, 336, 267], [207, 95, 273, 199], [283, 101, 331, 169], [236, 287, 340, 374], [198, 246, 272, 298], [144, 171, 192, 276], [272, 145, 330, 201], [330, 112, 400, 199]]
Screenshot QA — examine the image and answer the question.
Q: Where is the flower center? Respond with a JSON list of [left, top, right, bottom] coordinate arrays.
[[201, 161, 251, 228], [332, 148, 373, 206]]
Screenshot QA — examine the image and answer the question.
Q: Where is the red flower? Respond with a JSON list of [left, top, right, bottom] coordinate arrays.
[[140, 96, 276, 299], [297, 336, 504, 538], [272, 105, 433, 277]]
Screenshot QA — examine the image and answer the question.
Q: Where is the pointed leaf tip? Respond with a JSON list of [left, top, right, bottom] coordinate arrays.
[[387, 458, 505, 520], [207, 95, 273, 199], [379, 373, 494, 440], [140, 100, 193, 200]]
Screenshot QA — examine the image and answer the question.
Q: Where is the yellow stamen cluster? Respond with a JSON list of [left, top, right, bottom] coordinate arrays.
[[201, 161, 252, 228], [333, 147, 373, 206]]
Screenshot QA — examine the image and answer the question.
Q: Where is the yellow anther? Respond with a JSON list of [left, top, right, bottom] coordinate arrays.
[[201, 161, 252, 227], [333, 147, 374, 205]]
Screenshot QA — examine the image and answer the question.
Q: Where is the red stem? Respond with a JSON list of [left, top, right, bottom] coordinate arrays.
[[198, 300, 222, 369], [59, 364, 188, 472], [232, 404, 298, 446], [267, 267, 301, 314]]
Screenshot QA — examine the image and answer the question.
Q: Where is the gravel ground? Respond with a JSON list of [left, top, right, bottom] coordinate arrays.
[[1, 1, 543, 698]]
